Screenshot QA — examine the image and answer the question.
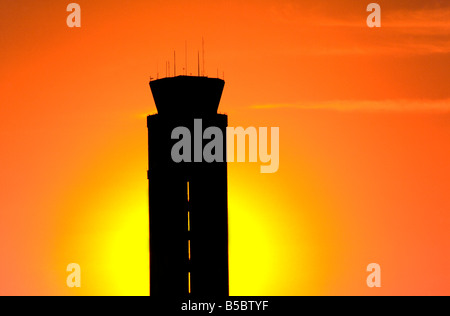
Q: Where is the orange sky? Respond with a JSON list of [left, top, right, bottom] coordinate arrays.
[[0, 0, 449, 295]]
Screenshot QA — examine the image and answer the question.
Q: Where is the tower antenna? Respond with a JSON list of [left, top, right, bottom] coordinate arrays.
[[198, 51, 200, 76], [174, 50, 176, 77]]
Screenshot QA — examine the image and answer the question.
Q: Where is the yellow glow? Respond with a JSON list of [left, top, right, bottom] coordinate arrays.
[[228, 177, 281, 295], [98, 186, 150, 296], [57, 161, 151, 296]]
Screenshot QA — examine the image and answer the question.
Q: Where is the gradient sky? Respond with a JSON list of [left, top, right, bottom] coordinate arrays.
[[0, 0, 449, 295]]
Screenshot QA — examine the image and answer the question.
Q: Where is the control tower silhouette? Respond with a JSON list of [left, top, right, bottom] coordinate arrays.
[[147, 75, 229, 296]]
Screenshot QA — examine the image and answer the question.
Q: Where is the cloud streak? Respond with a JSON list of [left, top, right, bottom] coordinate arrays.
[[269, 3, 450, 55], [251, 99, 450, 112]]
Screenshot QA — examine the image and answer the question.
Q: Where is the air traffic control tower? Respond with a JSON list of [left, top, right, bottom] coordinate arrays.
[[147, 75, 229, 296]]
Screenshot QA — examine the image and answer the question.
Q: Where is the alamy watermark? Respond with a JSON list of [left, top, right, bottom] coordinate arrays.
[[367, 263, 381, 288], [66, 3, 81, 28], [66, 3, 381, 28], [66, 263, 81, 288], [367, 3, 381, 28], [171, 119, 279, 174]]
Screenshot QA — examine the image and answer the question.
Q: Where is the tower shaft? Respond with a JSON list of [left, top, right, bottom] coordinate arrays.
[[147, 76, 229, 296]]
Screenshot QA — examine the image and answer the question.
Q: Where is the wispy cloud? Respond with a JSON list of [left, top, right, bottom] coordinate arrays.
[[251, 99, 450, 112], [269, 3, 450, 55], [313, 8, 450, 29]]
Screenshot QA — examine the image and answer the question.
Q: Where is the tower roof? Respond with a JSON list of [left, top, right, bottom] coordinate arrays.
[[149, 76, 225, 116]]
